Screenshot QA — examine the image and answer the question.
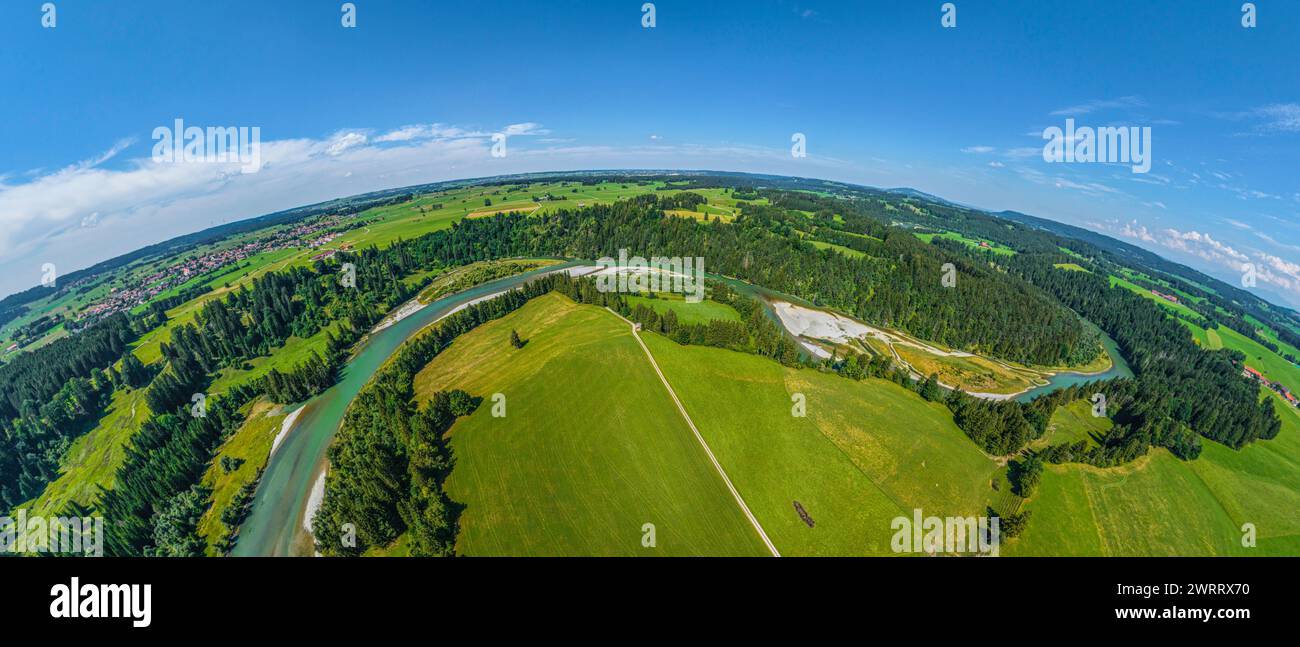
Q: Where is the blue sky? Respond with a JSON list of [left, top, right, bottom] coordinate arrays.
[[2, 0, 1299, 306]]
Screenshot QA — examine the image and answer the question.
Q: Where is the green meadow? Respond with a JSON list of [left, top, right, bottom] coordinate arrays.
[[1010, 393, 1300, 556], [808, 239, 867, 259], [197, 398, 290, 554], [1214, 326, 1300, 395], [1108, 274, 1205, 321], [1033, 399, 1110, 449], [1052, 262, 1088, 272], [411, 293, 768, 556], [20, 387, 149, 516], [642, 333, 1002, 556], [915, 230, 1016, 256], [622, 292, 742, 326], [1182, 317, 1300, 396]]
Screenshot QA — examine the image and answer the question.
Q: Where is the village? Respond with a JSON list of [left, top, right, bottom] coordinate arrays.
[[79, 214, 354, 322]]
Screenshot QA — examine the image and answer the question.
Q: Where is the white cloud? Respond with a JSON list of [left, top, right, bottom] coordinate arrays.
[[961, 145, 994, 154], [1159, 228, 1250, 264], [1004, 147, 1041, 159], [0, 122, 880, 299], [1121, 219, 1155, 242], [502, 122, 549, 136], [1051, 177, 1121, 196], [1255, 252, 1300, 294], [325, 131, 368, 156], [1255, 231, 1300, 254], [373, 123, 485, 142], [1050, 96, 1146, 116]]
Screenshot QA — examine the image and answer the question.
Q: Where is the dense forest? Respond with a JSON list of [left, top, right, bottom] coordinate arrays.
[[1019, 260, 1279, 454], [378, 194, 1092, 366]]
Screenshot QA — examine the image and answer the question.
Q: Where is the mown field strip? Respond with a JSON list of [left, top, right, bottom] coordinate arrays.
[[607, 308, 781, 557]]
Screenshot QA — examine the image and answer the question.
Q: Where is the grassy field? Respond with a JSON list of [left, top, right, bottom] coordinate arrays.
[[808, 239, 867, 259], [1184, 319, 1221, 348], [196, 398, 290, 554], [643, 333, 1002, 556], [19, 387, 149, 516], [1053, 262, 1088, 272], [1183, 318, 1300, 396], [1247, 314, 1300, 360], [1214, 326, 1300, 395], [1010, 392, 1300, 556], [893, 343, 1040, 394], [415, 258, 560, 304], [1109, 274, 1206, 321], [410, 293, 768, 556], [208, 322, 345, 397], [915, 231, 1016, 256], [1033, 399, 1109, 449], [622, 292, 741, 326]]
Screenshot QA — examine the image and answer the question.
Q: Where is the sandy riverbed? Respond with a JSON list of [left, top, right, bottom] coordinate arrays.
[[269, 405, 304, 458]]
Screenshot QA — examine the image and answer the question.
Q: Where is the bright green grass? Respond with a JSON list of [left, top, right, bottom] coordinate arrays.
[[1247, 314, 1300, 361], [1053, 262, 1088, 272], [622, 293, 741, 326], [834, 229, 883, 242], [32, 321, 339, 518], [642, 334, 1002, 556], [915, 231, 1016, 256], [1034, 399, 1110, 449], [411, 293, 768, 556], [1182, 317, 1300, 395], [197, 398, 289, 554], [1214, 326, 1300, 395], [1183, 319, 1217, 348], [1108, 274, 1204, 321], [808, 239, 867, 259], [207, 321, 345, 398], [1010, 393, 1300, 556], [18, 387, 150, 517]]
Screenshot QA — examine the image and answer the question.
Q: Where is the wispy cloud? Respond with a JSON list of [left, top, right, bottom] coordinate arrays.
[[0, 122, 880, 298], [502, 122, 550, 136], [1050, 96, 1146, 116], [1215, 103, 1300, 135], [1247, 103, 1300, 133]]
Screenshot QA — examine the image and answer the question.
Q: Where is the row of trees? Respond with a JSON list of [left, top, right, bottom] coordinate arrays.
[[313, 281, 583, 555]]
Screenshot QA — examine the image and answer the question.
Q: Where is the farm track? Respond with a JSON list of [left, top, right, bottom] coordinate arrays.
[[607, 308, 781, 557]]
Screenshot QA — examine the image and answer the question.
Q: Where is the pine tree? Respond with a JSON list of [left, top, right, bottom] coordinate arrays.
[[921, 373, 943, 402]]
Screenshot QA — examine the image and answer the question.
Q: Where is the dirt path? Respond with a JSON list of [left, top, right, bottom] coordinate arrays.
[[607, 308, 781, 557]]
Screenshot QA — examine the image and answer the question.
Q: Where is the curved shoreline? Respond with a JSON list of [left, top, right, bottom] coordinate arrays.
[[233, 261, 592, 557], [760, 294, 1128, 401]]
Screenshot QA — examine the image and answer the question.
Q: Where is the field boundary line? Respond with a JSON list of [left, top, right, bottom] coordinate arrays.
[[606, 308, 781, 557]]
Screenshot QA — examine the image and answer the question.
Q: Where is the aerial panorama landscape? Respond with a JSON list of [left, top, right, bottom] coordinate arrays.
[[2, 1, 1298, 571]]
